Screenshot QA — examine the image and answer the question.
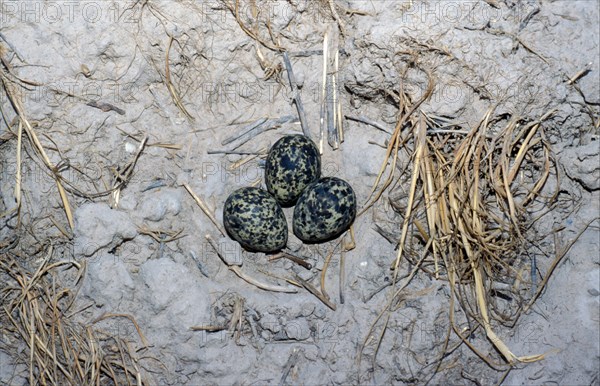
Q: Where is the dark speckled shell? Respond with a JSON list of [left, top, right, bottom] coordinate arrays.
[[293, 177, 357, 243], [265, 135, 321, 207], [223, 187, 287, 253]]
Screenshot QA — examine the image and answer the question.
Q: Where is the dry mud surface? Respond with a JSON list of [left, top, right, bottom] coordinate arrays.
[[0, 1, 599, 385]]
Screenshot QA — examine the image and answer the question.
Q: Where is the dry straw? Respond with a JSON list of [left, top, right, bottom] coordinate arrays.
[[0, 67, 74, 230], [357, 58, 596, 378], [0, 249, 148, 385], [1, 40, 157, 383]]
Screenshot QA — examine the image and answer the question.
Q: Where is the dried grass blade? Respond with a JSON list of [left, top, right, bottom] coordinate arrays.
[[391, 113, 426, 273], [165, 36, 194, 120], [183, 183, 226, 236], [14, 120, 22, 216], [2, 84, 75, 229]]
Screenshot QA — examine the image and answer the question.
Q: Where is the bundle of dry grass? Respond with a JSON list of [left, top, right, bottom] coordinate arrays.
[[395, 106, 554, 365], [0, 247, 148, 385], [358, 60, 594, 378]]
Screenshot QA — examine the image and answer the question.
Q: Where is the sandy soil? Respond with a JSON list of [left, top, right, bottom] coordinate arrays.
[[1, 1, 599, 385]]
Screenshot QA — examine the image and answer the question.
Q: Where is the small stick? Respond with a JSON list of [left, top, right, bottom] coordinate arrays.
[[207, 150, 265, 155], [327, 0, 347, 36], [228, 265, 297, 293], [427, 129, 472, 135], [326, 73, 338, 149], [227, 124, 276, 151], [339, 249, 346, 304], [325, 30, 338, 149], [294, 274, 336, 311], [49, 217, 71, 239], [190, 325, 227, 332], [530, 254, 537, 296], [567, 62, 592, 85], [183, 183, 226, 237], [319, 30, 329, 154], [334, 49, 344, 144], [364, 281, 393, 303], [2, 79, 75, 229], [221, 117, 268, 146], [14, 120, 22, 216], [86, 100, 125, 115], [227, 151, 263, 172], [269, 251, 312, 270], [222, 116, 297, 150], [140, 179, 167, 192], [111, 135, 148, 208], [190, 251, 210, 278], [279, 348, 301, 386], [0, 31, 25, 61], [282, 52, 311, 139], [165, 35, 194, 120], [245, 306, 260, 339], [206, 235, 298, 293], [345, 115, 393, 134], [289, 50, 323, 57]]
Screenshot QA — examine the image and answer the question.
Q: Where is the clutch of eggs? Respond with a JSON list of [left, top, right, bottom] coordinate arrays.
[[222, 135, 356, 254]]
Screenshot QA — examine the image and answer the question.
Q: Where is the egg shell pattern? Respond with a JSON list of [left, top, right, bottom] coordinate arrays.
[[223, 187, 288, 253], [265, 135, 321, 207], [293, 177, 357, 243]]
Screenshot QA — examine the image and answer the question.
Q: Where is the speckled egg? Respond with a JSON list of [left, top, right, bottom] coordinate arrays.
[[265, 135, 321, 207], [223, 187, 287, 253], [293, 177, 357, 243]]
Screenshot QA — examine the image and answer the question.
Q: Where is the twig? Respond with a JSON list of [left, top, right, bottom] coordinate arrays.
[[279, 348, 301, 386], [326, 70, 338, 149], [0, 31, 25, 61], [206, 235, 298, 293], [1, 70, 75, 229], [165, 35, 194, 120], [190, 251, 210, 278], [293, 274, 336, 311], [137, 226, 185, 243], [190, 325, 227, 332], [282, 52, 311, 139], [339, 249, 346, 304], [345, 115, 393, 134], [14, 120, 22, 218], [289, 50, 323, 57], [327, 0, 347, 36], [207, 150, 266, 155], [523, 218, 598, 313], [319, 30, 329, 154], [567, 62, 593, 85], [111, 136, 148, 208], [183, 183, 226, 237], [221, 116, 297, 150], [221, 117, 268, 146], [86, 100, 126, 115], [269, 251, 312, 270], [363, 281, 393, 303], [334, 49, 343, 144]]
